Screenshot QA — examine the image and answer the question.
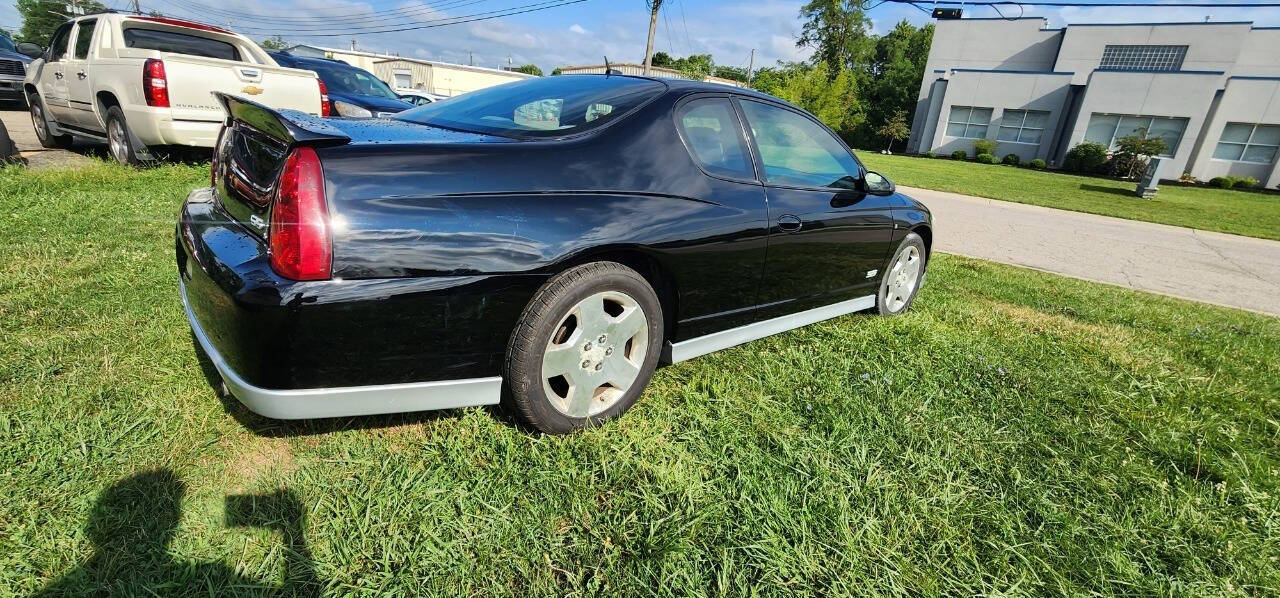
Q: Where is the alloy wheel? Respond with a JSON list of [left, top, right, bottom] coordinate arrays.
[[108, 118, 129, 164], [30, 103, 46, 140], [884, 245, 922, 313], [541, 290, 648, 418]]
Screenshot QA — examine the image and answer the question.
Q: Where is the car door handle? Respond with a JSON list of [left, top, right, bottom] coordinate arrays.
[[777, 214, 803, 233], [54, 71, 63, 79], [77, 71, 87, 79]]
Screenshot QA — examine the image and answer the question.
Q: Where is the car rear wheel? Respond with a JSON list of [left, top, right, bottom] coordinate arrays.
[[106, 106, 146, 167], [877, 232, 927, 316], [29, 93, 72, 149], [505, 261, 663, 434]]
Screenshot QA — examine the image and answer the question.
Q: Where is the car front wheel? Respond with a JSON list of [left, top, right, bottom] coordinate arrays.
[[29, 93, 72, 149], [505, 261, 664, 434], [877, 232, 927, 316]]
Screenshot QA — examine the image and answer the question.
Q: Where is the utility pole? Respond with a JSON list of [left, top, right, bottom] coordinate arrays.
[[746, 48, 755, 87], [642, 0, 662, 75], [468, 49, 474, 66]]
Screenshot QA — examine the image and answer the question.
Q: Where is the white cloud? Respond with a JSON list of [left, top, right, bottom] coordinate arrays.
[[569, 24, 588, 35]]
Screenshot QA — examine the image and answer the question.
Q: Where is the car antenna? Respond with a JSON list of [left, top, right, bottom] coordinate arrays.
[[604, 56, 611, 76]]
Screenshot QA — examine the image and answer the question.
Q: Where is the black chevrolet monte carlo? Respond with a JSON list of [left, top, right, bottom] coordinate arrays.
[[177, 74, 932, 434]]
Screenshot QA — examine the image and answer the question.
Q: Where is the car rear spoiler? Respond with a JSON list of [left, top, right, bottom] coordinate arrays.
[[213, 92, 350, 147]]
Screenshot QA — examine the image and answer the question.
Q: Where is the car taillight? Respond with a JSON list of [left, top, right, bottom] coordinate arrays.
[[317, 79, 331, 117], [269, 146, 331, 281], [143, 59, 168, 107]]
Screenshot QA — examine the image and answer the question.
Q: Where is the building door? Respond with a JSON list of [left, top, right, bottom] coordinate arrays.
[[393, 70, 412, 89]]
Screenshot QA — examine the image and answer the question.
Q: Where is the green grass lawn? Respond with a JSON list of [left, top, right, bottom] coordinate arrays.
[[2, 161, 1278, 595], [860, 153, 1280, 241]]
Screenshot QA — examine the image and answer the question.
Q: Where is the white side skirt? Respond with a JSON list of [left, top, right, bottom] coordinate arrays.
[[664, 294, 877, 363], [181, 280, 502, 419]]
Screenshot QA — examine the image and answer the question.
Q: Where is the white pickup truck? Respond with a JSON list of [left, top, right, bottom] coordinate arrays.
[[23, 14, 326, 165]]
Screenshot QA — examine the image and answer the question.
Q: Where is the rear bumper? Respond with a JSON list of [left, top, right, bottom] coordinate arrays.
[[180, 278, 500, 419], [176, 186, 514, 419], [124, 105, 221, 147]]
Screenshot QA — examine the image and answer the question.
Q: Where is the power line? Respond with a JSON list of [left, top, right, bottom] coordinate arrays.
[[156, 0, 589, 35], [153, 0, 492, 26], [881, 0, 1280, 7]]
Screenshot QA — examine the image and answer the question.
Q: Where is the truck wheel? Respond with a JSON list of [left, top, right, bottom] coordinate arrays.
[[0, 119, 18, 163], [505, 261, 664, 434], [29, 93, 72, 149], [877, 232, 927, 316], [106, 106, 147, 167]]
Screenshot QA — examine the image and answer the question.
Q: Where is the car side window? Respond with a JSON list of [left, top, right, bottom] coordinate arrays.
[[738, 99, 861, 190], [49, 24, 72, 62], [73, 18, 97, 60], [676, 98, 754, 180]]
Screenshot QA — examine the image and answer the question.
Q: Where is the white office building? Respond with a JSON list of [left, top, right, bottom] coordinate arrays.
[[908, 18, 1280, 187]]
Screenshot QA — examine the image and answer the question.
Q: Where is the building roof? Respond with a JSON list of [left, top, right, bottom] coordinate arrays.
[[285, 44, 532, 78]]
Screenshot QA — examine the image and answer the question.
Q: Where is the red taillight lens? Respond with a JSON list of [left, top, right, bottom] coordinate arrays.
[[317, 79, 331, 117], [143, 58, 169, 107], [269, 146, 331, 281]]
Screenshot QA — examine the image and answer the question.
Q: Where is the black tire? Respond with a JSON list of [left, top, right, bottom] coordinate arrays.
[[105, 105, 147, 167], [0, 119, 17, 163], [876, 232, 928, 316], [505, 261, 664, 434], [29, 93, 72, 149]]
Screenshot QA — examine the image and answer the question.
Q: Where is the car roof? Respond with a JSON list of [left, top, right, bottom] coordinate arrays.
[[562, 73, 792, 108]]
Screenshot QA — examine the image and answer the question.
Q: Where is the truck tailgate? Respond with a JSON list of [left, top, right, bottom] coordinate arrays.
[[163, 54, 321, 122]]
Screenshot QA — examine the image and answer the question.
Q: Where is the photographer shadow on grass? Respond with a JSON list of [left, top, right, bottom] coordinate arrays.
[[37, 469, 321, 596]]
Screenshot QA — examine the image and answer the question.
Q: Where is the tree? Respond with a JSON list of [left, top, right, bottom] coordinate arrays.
[[1111, 130, 1168, 180], [258, 35, 289, 51], [17, 0, 106, 44], [796, 0, 874, 80], [772, 62, 859, 135], [650, 51, 675, 68], [712, 65, 748, 82], [860, 20, 933, 147], [550, 67, 563, 76], [510, 64, 543, 76], [876, 109, 910, 152]]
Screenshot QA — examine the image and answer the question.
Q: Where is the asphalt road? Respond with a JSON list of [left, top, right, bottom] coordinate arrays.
[[3, 106, 1275, 316], [904, 185, 1280, 316], [1, 106, 100, 168]]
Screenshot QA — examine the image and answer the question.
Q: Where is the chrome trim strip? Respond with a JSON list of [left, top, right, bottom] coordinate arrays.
[[180, 280, 502, 419], [664, 294, 877, 363]]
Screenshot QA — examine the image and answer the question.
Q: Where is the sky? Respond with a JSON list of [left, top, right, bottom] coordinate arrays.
[[4, 0, 1280, 74]]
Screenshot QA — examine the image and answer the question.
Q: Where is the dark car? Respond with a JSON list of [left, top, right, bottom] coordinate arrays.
[[178, 75, 932, 433], [268, 51, 412, 117], [1, 33, 40, 106]]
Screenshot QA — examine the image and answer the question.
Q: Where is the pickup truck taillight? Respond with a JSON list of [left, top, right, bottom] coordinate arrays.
[[143, 59, 169, 107], [269, 146, 331, 281], [318, 79, 331, 117]]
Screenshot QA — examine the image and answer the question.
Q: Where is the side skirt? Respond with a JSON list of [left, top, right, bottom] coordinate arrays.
[[663, 294, 877, 364], [181, 280, 502, 419]]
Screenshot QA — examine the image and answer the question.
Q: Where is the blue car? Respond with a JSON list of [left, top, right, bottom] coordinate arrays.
[[269, 52, 412, 117], [1, 33, 39, 107]]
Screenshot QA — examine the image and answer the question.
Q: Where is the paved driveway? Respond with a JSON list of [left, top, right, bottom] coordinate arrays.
[[904, 186, 1280, 316], [1, 107, 99, 168]]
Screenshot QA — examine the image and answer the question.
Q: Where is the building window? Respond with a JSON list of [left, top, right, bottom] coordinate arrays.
[[1212, 123, 1280, 164], [997, 109, 1049, 144], [1083, 113, 1187, 157], [1099, 45, 1188, 71], [946, 106, 992, 139]]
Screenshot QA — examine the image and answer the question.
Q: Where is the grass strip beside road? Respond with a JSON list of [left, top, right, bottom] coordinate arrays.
[[2, 161, 1278, 594], [861, 153, 1280, 241]]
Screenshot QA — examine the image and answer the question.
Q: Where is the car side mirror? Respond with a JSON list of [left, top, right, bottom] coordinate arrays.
[[16, 42, 44, 58], [862, 171, 895, 196]]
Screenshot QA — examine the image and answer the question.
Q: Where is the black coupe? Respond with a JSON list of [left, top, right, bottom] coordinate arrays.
[[177, 74, 932, 433]]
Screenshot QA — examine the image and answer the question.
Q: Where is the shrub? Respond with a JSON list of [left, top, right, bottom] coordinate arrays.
[[1029, 158, 1047, 169], [1111, 131, 1168, 180], [973, 139, 997, 156], [951, 150, 967, 160], [1235, 176, 1260, 189], [924, 151, 936, 158], [975, 153, 998, 164], [1063, 142, 1109, 173], [1002, 153, 1021, 166], [1209, 176, 1235, 189]]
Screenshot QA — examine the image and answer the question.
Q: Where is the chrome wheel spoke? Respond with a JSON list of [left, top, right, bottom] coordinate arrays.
[[601, 357, 641, 392], [608, 306, 645, 341], [542, 342, 582, 380], [542, 290, 648, 419]]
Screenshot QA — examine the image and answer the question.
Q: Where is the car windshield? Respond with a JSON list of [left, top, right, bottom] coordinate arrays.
[[0, 35, 15, 52], [395, 75, 665, 139], [308, 62, 397, 99]]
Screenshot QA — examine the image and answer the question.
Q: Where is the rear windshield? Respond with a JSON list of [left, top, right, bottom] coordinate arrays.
[[123, 27, 240, 61], [305, 61, 397, 99], [395, 75, 665, 139]]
